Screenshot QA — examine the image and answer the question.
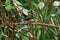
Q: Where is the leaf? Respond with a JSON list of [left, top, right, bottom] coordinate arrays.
[[5, 5, 13, 11], [22, 36, 29, 40], [32, 3, 38, 7], [40, 28, 47, 40], [15, 0, 22, 6], [5, 0, 11, 5], [37, 29, 41, 40], [22, 9, 28, 15], [5, 0, 14, 11], [13, 0, 22, 6], [33, 0, 39, 4]]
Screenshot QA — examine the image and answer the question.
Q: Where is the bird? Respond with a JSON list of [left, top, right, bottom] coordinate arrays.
[[22, 12, 32, 24]]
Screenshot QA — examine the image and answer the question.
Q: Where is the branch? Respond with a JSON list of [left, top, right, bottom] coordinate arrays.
[[0, 22, 59, 29], [0, 5, 5, 6], [13, 22, 59, 29]]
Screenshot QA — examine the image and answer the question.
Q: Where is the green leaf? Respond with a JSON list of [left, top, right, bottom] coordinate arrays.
[[37, 29, 41, 40], [22, 36, 29, 40], [40, 28, 48, 40], [5, 5, 13, 11], [5, 0, 11, 5]]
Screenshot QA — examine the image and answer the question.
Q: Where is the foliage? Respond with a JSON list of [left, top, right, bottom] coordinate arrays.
[[0, 0, 60, 40]]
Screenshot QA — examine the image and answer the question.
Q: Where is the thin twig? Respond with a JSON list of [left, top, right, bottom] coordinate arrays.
[[12, 27, 14, 40]]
